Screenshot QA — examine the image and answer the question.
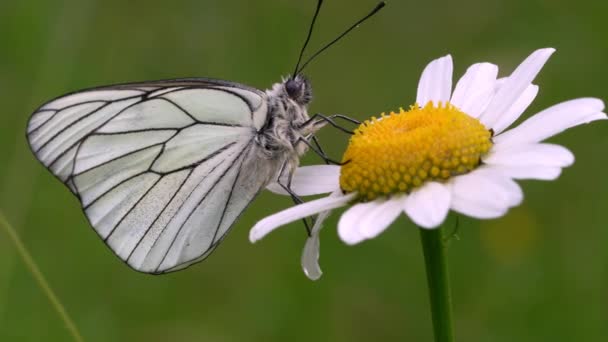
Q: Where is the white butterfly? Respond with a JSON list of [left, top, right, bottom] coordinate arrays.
[[25, 0, 384, 274]]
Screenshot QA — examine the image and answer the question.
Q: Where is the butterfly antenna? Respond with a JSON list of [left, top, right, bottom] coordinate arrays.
[[292, 0, 325, 79], [297, 1, 386, 74]]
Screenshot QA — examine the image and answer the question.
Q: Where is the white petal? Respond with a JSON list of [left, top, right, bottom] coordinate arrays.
[[572, 112, 608, 126], [479, 48, 555, 128], [479, 170, 524, 207], [301, 233, 321, 280], [484, 164, 562, 180], [450, 170, 522, 219], [403, 182, 451, 229], [451, 63, 498, 118], [450, 192, 508, 219], [266, 165, 340, 196], [249, 192, 355, 243], [491, 84, 539, 134], [300, 189, 342, 281], [484, 143, 574, 167], [416, 55, 453, 107], [494, 98, 606, 147], [338, 201, 380, 245], [357, 197, 404, 240]]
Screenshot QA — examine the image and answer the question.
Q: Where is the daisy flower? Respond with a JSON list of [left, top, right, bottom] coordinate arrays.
[[256, 48, 606, 279]]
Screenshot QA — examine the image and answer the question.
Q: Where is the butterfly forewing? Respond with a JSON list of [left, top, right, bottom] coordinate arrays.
[[27, 79, 275, 273]]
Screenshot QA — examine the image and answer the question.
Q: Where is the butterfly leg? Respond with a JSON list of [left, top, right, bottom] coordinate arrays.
[[311, 135, 330, 165], [296, 137, 347, 165], [299, 113, 360, 135], [328, 113, 361, 125], [276, 161, 314, 236]]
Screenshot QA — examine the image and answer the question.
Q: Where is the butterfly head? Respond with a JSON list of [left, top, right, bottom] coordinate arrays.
[[284, 75, 312, 106]]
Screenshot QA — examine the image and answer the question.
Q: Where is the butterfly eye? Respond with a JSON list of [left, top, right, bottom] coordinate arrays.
[[285, 79, 301, 99]]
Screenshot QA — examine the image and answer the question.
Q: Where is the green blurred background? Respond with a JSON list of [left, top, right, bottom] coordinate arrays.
[[1, 0, 607, 340]]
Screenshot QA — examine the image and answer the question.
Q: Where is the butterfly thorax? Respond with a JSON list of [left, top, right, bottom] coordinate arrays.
[[256, 75, 320, 159]]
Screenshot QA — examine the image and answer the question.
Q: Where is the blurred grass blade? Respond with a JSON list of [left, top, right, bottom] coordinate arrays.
[[0, 211, 84, 342]]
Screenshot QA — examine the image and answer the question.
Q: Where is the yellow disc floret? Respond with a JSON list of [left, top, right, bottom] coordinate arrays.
[[340, 102, 493, 201]]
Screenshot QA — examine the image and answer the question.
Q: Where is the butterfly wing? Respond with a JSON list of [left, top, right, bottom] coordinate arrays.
[[27, 78, 276, 273]]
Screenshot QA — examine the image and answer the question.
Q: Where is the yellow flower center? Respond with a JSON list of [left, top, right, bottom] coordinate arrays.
[[340, 102, 493, 201]]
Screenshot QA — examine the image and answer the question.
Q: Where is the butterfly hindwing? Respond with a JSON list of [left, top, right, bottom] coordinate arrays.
[[27, 79, 275, 273]]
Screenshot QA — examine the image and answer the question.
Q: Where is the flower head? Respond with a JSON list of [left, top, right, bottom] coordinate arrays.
[[340, 102, 493, 200], [255, 48, 606, 279]]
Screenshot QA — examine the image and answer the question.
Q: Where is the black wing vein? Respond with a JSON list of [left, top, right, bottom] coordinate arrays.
[[125, 168, 195, 263], [155, 140, 253, 272]]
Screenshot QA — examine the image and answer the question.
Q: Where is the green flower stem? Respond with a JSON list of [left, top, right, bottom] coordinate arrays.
[[419, 226, 454, 342], [0, 211, 84, 342]]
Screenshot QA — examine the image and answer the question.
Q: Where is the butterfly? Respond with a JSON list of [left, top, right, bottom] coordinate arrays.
[[25, 0, 384, 274]]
